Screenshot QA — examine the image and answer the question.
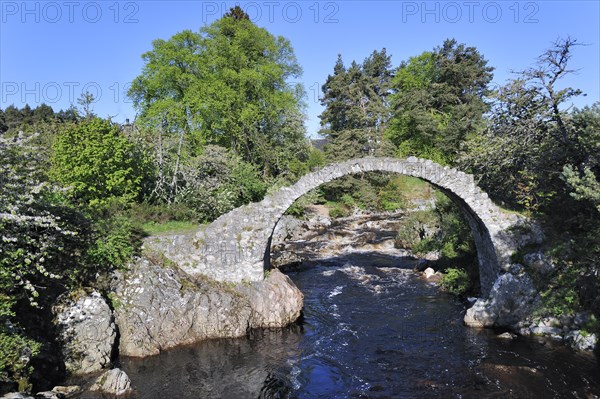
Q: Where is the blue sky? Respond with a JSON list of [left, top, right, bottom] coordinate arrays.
[[1, 1, 599, 137]]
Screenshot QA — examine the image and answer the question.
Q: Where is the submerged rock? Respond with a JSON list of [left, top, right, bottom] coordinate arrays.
[[52, 291, 116, 375], [496, 332, 517, 340]]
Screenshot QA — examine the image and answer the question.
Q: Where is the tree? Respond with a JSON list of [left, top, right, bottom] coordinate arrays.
[[320, 49, 394, 160], [32, 104, 55, 124], [174, 145, 267, 222], [3, 105, 23, 131], [386, 39, 493, 164], [460, 38, 589, 212], [0, 108, 6, 133], [49, 118, 149, 211], [77, 91, 96, 119], [128, 7, 307, 203], [20, 105, 33, 126], [0, 133, 82, 314], [316, 50, 396, 208], [56, 105, 79, 123]]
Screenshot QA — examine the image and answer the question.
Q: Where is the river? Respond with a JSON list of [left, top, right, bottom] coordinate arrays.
[[119, 253, 600, 398]]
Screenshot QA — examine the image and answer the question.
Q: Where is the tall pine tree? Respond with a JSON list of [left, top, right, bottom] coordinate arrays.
[[386, 39, 493, 165]]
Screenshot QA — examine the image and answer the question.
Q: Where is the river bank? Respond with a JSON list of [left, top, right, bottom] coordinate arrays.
[[3, 208, 597, 398]]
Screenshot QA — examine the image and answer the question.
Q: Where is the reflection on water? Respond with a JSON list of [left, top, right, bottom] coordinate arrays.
[[119, 253, 600, 399]]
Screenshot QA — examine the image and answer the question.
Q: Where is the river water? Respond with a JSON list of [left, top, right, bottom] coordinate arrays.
[[120, 253, 600, 398]]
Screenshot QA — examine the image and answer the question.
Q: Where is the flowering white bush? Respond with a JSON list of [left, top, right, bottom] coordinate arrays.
[[0, 132, 81, 316]]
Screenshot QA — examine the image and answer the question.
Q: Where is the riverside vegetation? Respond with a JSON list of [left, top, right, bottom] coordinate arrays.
[[0, 6, 599, 394]]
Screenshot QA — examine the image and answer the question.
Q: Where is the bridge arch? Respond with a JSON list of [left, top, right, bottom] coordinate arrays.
[[157, 157, 524, 295]]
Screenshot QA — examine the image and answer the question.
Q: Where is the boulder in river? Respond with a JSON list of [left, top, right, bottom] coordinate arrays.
[[565, 331, 598, 351], [235, 269, 304, 328], [464, 272, 539, 328], [110, 255, 304, 357]]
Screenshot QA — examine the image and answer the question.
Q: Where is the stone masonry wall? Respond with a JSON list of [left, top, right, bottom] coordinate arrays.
[[145, 157, 527, 295]]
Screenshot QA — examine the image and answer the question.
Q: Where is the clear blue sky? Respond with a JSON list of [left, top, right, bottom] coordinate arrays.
[[1, 1, 599, 137]]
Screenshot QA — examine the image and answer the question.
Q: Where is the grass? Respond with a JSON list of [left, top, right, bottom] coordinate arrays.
[[142, 220, 201, 235], [393, 175, 433, 201], [497, 204, 530, 217]]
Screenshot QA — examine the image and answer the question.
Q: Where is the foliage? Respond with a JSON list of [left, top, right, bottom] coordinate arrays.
[[326, 201, 351, 218], [562, 165, 600, 212], [141, 220, 199, 235], [394, 209, 438, 251], [459, 38, 591, 213], [386, 39, 493, 165], [174, 145, 267, 222], [319, 50, 395, 160], [460, 37, 600, 319], [0, 133, 88, 314], [441, 268, 470, 295], [318, 50, 397, 206], [0, 132, 94, 391], [128, 6, 308, 199], [50, 118, 150, 211], [1, 125, 146, 391], [285, 188, 325, 218], [0, 327, 41, 392], [127, 202, 197, 225], [320, 49, 394, 156], [395, 191, 474, 256], [307, 148, 327, 171], [86, 217, 142, 271]]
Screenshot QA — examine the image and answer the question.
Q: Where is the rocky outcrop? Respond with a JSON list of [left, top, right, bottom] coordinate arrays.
[[566, 331, 598, 351], [464, 256, 598, 352], [464, 271, 539, 328], [111, 256, 304, 358], [52, 291, 116, 375], [111, 257, 252, 357], [90, 368, 132, 396], [515, 313, 599, 351]]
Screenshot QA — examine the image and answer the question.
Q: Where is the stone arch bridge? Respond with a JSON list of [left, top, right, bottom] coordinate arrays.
[[150, 157, 530, 295]]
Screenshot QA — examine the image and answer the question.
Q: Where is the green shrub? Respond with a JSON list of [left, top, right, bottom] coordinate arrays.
[[175, 145, 267, 223], [86, 217, 142, 271], [394, 210, 438, 250], [327, 201, 350, 218], [341, 194, 356, 208], [0, 329, 41, 393], [441, 268, 470, 295], [128, 202, 197, 224], [50, 118, 150, 211], [284, 189, 324, 218]]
